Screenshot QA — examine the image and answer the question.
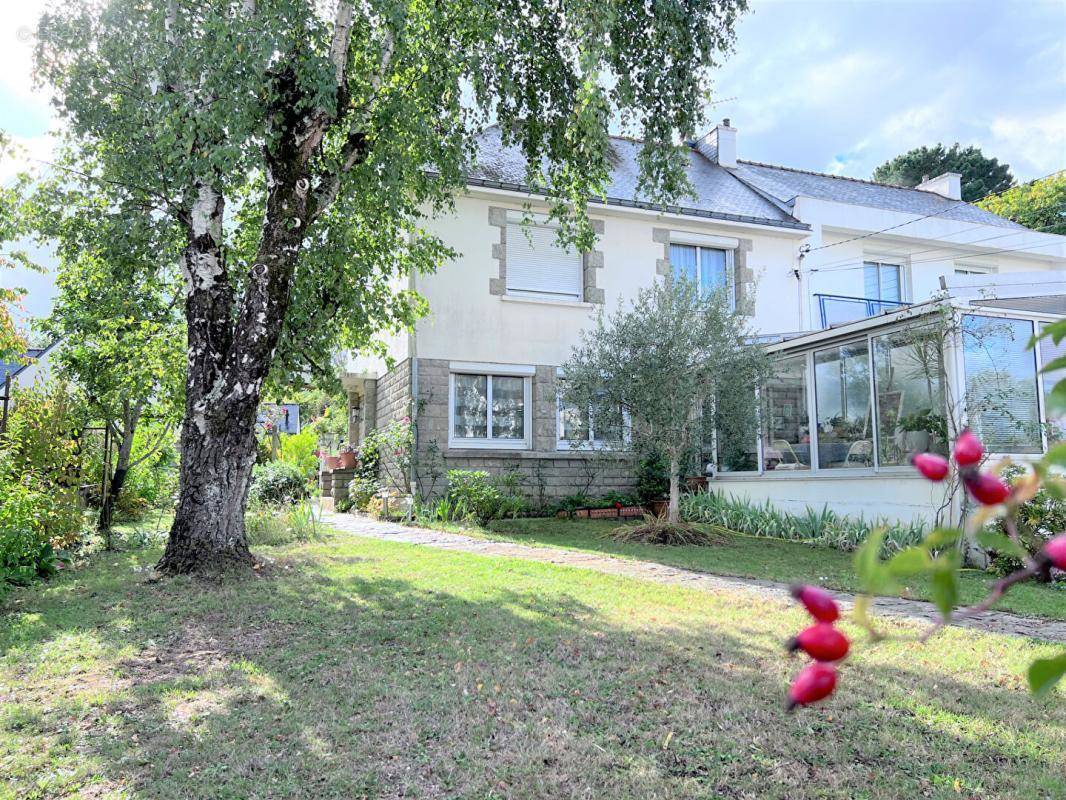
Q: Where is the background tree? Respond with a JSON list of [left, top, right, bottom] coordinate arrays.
[[872, 143, 1013, 202], [31, 0, 749, 573], [562, 277, 768, 527], [0, 135, 36, 360], [35, 203, 185, 535], [976, 171, 1066, 235]]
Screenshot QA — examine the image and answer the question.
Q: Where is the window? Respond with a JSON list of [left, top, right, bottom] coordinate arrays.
[[954, 265, 995, 276], [505, 219, 583, 301], [863, 261, 903, 302], [762, 356, 811, 471], [1039, 323, 1066, 445], [872, 327, 947, 466], [670, 243, 734, 308], [557, 386, 625, 449], [814, 341, 873, 469], [450, 368, 532, 448], [962, 315, 1041, 453]]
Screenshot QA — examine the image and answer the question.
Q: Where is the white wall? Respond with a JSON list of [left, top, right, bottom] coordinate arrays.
[[713, 473, 951, 526], [796, 197, 1066, 329], [411, 191, 806, 365]]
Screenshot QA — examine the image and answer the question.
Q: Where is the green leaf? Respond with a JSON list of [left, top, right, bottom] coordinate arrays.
[[1046, 381, 1066, 416], [1028, 652, 1066, 697], [886, 546, 932, 577], [974, 530, 1029, 559], [922, 527, 962, 550], [929, 570, 958, 621], [1045, 442, 1066, 468], [853, 529, 895, 593]]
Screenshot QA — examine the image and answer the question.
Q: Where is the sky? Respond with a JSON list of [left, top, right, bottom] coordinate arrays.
[[1, 0, 1064, 324]]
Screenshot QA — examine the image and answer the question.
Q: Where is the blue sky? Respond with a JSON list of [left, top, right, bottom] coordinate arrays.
[[2, 0, 1064, 323]]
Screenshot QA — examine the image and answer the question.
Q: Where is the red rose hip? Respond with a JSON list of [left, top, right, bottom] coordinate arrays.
[[788, 623, 850, 663], [1044, 534, 1066, 570], [790, 584, 840, 623], [964, 472, 1011, 506], [912, 452, 949, 482], [787, 662, 838, 711], [953, 429, 984, 467]]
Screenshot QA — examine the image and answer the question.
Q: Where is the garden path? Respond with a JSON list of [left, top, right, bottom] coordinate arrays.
[[320, 512, 1066, 644]]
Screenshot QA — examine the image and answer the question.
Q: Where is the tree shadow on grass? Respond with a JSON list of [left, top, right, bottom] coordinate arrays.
[[2, 538, 1064, 799]]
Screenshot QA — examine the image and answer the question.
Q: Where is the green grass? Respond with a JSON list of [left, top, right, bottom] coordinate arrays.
[[1, 526, 1064, 799], [446, 517, 1066, 621]]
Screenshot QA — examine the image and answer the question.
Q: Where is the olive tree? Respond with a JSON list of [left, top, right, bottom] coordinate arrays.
[[562, 277, 768, 524], [31, 0, 748, 573]]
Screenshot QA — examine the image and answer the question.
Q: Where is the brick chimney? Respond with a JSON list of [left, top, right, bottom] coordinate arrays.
[[916, 172, 962, 201], [695, 119, 737, 169]]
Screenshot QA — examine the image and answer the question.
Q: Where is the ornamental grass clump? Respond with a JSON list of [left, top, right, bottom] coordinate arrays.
[[607, 514, 729, 546]]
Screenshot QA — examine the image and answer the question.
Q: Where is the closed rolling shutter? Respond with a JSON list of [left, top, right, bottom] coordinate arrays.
[[506, 222, 583, 301]]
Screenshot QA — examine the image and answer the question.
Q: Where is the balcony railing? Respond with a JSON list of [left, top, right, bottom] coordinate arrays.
[[815, 293, 909, 328]]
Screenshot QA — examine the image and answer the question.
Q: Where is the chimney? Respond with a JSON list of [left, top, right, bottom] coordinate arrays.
[[696, 118, 737, 169], [916, 172, 962, 201]]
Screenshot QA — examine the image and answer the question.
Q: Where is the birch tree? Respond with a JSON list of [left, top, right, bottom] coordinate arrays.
[[32, 0, 748, 572]]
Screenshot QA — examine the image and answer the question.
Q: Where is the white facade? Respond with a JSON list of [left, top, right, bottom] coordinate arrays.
[[344, 127, 1066, 524]]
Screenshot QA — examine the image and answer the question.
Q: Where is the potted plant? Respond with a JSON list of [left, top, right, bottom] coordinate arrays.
[[336, 443, 358, 470]]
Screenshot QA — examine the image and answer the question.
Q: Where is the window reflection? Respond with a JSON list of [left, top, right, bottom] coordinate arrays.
[[814, 341, 872, 468], [962, 315, 1041, 453], [762, 356, 811, 470], [873, 327, 947, 465]]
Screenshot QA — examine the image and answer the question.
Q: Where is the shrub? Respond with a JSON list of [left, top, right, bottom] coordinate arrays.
[[680, 491, 926, 554], [444, 469, 525, 524], [635, 453, 669, 503], [0, 472, 75, 589], [347, 476, 380, 511], [277, 428, 319, 480], [249, 461, 309, 506], [986, 464, 1066, 577]]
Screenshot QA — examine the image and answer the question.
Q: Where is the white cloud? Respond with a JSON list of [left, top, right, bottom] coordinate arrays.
[[0, 0, 51, 104], [988, 109, 1066, 178]]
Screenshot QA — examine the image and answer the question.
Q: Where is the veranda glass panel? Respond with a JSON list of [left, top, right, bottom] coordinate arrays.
[[491, 376, 525, 439], [873, 327, 947, 466], [762, 356, 811, 471], [962, 315, 1041, 453], [814, 341, 873, 468], [453, 374, 488, 439], [715, 382, 759, 472], [1039, 323, 1066, 445]]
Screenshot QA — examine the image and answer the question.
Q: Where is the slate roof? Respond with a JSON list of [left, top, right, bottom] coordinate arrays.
[[730, 160, 1026, 229], [468, 127, 1024, 231], [1, 346, 50, 386], [468, 127, 808, 230]]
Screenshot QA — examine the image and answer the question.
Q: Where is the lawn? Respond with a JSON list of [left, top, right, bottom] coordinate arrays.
[[453, 517, 1066, 622], [1, 525, 1064, 799]]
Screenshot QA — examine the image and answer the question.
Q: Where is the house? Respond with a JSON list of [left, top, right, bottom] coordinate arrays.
[[340, 121, 1066, 523]]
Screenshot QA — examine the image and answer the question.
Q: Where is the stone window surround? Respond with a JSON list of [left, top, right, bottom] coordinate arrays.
[[653, 227, 754, 307], [488, 207, 606, 304]]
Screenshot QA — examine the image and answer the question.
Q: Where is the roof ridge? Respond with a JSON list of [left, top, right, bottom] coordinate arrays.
[[737, 158, 978, 200]]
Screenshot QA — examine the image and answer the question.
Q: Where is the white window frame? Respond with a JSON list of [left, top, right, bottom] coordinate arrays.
[[504, 212, 584, 303], [448, 362, 533, 450], [555, 382, 630, 451], [669, 240, 736, 310], [863, 259, 906, 302]]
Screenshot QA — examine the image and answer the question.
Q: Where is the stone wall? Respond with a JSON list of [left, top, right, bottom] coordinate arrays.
[[376, 359, 412, 428], [411, 357, 637, 507]]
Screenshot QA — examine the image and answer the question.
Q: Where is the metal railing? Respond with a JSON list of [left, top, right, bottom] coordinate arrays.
[[815, 293, 909, 328]]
